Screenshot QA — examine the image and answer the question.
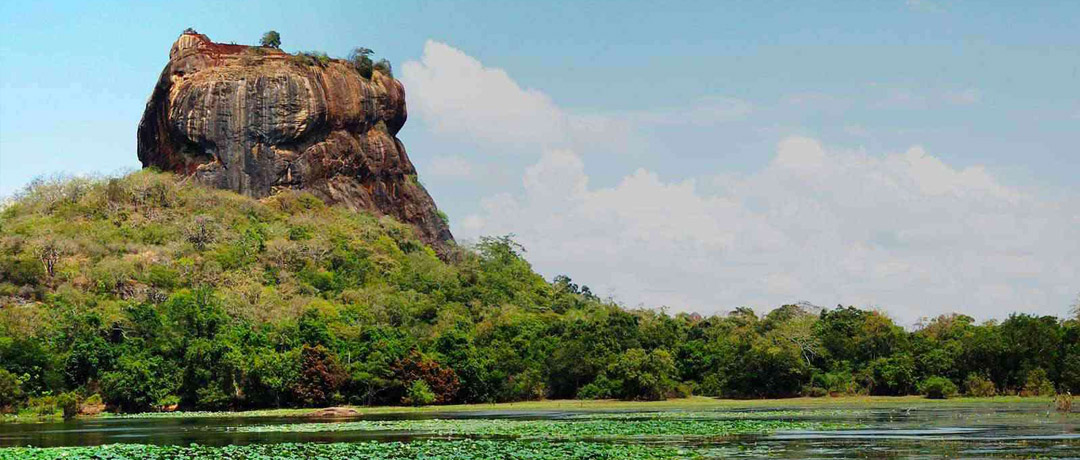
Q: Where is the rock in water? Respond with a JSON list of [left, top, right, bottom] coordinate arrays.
[[138, 31, 453, 253]]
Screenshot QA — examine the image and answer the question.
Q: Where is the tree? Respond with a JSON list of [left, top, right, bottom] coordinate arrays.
[[101, 354, 176, 412], [349, 47, 374, 78], [38, 240, 59, 278], [403, 379, 436, 406], [292, 345, 346, 407], [601, 348, 678, 400], [260, 30, 281, 49], [0, 369, 24, 409]]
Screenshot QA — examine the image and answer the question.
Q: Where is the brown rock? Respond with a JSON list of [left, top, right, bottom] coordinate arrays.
[[310, 406, 360, 417], [138, 31, 453, 254]]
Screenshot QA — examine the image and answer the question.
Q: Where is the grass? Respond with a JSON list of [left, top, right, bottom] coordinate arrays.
[[0, 395, 1048, 424]]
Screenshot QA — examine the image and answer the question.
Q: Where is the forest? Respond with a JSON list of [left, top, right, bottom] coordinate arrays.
[[1, 171, 1077, 414]]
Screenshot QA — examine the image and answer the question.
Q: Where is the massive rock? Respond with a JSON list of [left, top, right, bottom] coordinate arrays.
[[138, 31, 453, 253]]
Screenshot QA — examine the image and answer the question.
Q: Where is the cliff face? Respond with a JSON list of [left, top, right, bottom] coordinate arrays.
[[138, 32, 453, 253]]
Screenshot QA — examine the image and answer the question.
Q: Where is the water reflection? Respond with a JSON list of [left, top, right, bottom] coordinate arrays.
[[3, 403, 1080, 458]]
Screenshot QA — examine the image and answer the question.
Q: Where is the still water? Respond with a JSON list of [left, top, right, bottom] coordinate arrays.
[[3, 403, 1080, 458]]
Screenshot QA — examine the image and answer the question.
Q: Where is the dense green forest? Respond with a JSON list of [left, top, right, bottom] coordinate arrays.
[[1, 172, 1077, 414]]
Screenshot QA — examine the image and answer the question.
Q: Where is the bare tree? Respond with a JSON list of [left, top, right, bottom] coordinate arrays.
[[38, 241, 60, 278], [187, 216, 216, 251]]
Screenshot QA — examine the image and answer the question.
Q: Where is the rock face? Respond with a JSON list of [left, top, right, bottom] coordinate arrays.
[[138, 32, 453, 253]]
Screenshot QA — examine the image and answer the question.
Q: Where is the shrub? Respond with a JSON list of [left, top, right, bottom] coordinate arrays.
[[811, 370, 861, 396], [0, 369, 25, 409], [27, 395, 59, 416], [393, 351, 460, 404], [83, 393, 103, 407], [577, 374, 616, 400], [403, 379, 436, 406], [260, 30, 281, 49], [349, 47, 374, 79], [374, 59, 393, 78], [57, 392, 79, 420], [1056, 392, 1073, 413], [186, 216, 216, 251], [1022, 368, 1056, 397], [918, 376, 958, 399], [963, 373, 997, 397]]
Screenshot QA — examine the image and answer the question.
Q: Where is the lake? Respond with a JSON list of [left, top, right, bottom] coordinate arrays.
[[2, 401, 1079, 458]]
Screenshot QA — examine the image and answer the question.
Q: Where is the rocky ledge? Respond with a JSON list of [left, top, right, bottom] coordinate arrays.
[[137, 31, 453, 253]]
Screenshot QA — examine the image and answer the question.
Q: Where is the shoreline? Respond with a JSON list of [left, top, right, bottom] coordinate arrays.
[[2, 395, 1055, 424]]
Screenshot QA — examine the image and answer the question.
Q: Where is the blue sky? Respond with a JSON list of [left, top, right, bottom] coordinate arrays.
[[2, 1, 1077, 322]]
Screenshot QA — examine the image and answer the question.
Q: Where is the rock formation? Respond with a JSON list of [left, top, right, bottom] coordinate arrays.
[[138, 31, 453, 253]]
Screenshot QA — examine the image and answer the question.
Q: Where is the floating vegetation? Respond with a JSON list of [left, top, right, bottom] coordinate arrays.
[[0, 440, 688, 460], [566, 409, 877, 420], [225, 417, 858, 439]]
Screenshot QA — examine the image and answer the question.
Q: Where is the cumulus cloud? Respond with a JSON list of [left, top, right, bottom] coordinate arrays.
[[402, 41, 750, 155], [401, 41, 569, 150], [462, 138, 1078, 323], [403, 40, 1078, 323]]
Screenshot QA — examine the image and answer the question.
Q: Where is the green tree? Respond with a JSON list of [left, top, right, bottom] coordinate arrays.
[[101, 354, 176, 413], [403, 379, 436, 406], [0, 369, 25, 409], [349, 47, 374, 79], [919, 376, 958, 399], [602, 348, 677, 400], [260, 30, 281, 48]]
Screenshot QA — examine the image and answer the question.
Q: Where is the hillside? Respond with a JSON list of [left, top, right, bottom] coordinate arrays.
[[1, 172, 1078, 415]]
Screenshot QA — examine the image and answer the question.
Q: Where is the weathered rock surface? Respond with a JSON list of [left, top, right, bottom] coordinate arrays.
[[138, 32, 453, 253]]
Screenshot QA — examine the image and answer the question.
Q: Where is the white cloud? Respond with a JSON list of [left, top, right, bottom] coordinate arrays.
[[426, 155, 473, 178], [405, 41, 1079, 323], [401, 41, 569, 150], [401, 41, 748, 156], [461, 138, 1078, 323]]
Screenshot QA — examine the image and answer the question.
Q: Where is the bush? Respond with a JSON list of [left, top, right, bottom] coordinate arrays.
[[374, 59, 393, 78], [0, 369, 25, 409], [57, 392, 79, 420], [27, 395, 59, 416], [403, 379, 436, 406], [963, 373, 997, 397], [811, 371, 861, 396], [577, 374, 616, 400], [260, 30, 281, 49], [1022, 368, 1056, 397], [918, 376, 958, 399], [349, 47, 374, 79]]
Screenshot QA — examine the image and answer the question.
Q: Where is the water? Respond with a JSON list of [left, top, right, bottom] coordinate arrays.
[[3, 403, 1080, 458]]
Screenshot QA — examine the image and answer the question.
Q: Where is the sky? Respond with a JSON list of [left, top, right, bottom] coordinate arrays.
[[1, 0, 1077, 323]]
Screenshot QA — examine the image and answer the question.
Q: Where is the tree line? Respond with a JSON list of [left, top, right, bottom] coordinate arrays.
[[1, 172, 1077, 414]]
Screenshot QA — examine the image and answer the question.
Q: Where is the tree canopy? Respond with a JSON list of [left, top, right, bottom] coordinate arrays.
[[1, 172, 1078, 413]]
